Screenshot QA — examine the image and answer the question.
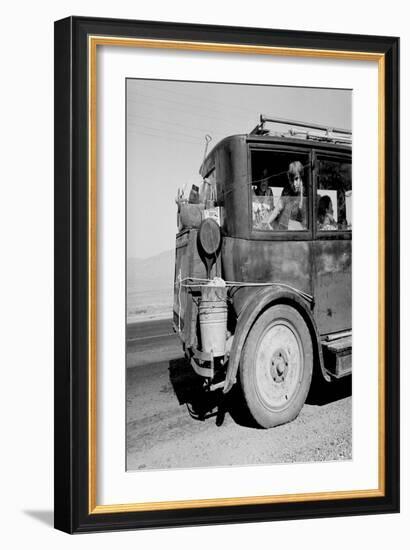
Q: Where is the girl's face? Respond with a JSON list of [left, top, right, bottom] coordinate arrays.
[[291, 173, 302, 193], [260, 169, 269, 194], [260, 178, 268, 193]]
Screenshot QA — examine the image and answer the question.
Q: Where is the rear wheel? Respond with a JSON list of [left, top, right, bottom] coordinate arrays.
[[239, 304, 313, 428]]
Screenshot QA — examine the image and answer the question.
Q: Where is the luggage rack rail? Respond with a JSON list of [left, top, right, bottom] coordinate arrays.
[[250, 114, 352, 144]]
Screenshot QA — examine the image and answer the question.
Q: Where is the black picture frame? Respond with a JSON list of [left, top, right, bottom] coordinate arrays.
[[54, 16, 400, 533]]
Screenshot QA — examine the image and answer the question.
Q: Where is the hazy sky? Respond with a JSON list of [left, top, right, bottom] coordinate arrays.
[[127, 79, 351, 259]]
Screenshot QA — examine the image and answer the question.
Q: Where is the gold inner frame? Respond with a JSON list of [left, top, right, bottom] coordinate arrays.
[[87, 35, 386, 514]]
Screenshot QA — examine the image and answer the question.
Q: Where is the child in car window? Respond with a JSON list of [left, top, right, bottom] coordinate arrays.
[[252, 168, 274, 229], [317, 194, 337, 230], [268, 161, 305, 230]]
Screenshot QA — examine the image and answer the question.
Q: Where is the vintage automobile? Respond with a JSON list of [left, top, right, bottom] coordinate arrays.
[[173, 115, 352, 428]]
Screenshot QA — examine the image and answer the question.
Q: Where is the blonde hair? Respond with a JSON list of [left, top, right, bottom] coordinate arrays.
[[288, 161, 304, 181]]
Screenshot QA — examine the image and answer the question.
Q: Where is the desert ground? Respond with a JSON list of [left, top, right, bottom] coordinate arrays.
[[126, 319, 352, 471]]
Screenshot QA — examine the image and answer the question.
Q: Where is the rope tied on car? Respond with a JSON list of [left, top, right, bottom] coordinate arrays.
[[178, 277, 313, 304]]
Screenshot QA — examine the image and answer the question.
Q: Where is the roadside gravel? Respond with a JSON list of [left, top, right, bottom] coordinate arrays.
[[127, 359, 352, 470]]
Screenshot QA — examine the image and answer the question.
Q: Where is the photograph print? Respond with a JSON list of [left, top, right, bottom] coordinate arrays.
[[126, 79, 352, 471]]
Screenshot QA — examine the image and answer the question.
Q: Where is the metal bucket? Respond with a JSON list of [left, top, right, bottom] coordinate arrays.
[[199, 285, 227, 357]]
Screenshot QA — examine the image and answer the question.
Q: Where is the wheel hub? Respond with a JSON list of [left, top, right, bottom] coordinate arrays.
[[271, 348, 289, 383], [254, 321, 303, 410]]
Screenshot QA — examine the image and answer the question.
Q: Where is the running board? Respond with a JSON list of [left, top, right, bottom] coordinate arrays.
[[322, 335, 352, 379]]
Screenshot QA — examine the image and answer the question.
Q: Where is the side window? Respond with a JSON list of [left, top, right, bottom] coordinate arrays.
[[200, 168, 226, 229], [317, 158, 352, 232], [201, 169, 217, 205], [250, 150, 310, 231]]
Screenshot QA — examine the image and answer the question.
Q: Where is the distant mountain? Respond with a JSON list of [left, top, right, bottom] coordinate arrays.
[[127, 249, 175, 292]]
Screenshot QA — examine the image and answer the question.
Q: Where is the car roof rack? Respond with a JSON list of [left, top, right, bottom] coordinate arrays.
[[250, 114, 352, 144]]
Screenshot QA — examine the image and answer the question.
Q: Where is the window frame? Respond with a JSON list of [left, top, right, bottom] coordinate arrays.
[[313, 150, 352, 241], [248, 143, 313, 242]]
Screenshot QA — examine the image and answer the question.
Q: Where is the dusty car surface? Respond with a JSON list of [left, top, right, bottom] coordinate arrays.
[[174, 115, 352, 428]]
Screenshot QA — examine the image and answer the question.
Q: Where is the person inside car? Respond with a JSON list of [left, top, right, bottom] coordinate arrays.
[[268, 160, 305, 230]]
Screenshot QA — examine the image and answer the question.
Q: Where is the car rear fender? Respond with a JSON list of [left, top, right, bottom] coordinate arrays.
[[223, 286, 329, 393]]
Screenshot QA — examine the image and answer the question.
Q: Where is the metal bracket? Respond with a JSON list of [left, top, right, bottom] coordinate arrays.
[[190, 347, 214, 378]]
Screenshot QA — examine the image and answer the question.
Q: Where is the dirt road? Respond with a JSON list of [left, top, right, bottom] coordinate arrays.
[[126, 320, 352, 470]]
